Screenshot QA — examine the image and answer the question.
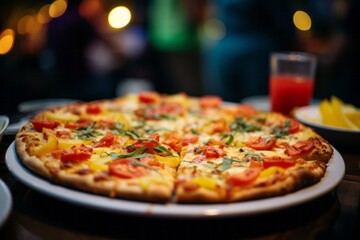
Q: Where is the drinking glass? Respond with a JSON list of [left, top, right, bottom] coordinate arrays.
[[269, 52, 317, 115]]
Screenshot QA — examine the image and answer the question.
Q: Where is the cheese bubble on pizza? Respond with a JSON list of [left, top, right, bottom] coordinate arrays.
[[15, 92, 333, 203]]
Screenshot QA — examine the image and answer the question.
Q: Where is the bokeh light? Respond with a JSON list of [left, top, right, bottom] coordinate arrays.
[[108, 6, 131, 29], [17, 14, 42, 35], [49, 0, 67, 18], [293, 10, 312, 31], [203, 18, 226, 40], [0, 29, 15, 55], [38, 4, 52, 24]]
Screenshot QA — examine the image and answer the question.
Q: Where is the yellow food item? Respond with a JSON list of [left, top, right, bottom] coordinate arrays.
[[58, 139, 92, 149], [260, 166, 285, 178], [190, 176, 218, 190], [29, 135, 58, 156], [44, 111, 79, 123], [154, 155, 180, 168], [319, 96, 360, 130]]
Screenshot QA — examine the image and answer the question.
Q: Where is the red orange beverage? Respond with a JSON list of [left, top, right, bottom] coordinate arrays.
[[270, 75, 314, 115], [269, 52, 316, 115]]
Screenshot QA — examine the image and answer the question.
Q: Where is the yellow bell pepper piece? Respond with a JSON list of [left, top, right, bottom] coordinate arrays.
[[260, 167, 285, 178], [154, 155, 180, 168], [44, 111, 79, 123], [190, 177, 218, 190], [58, 139, 92, 149], [88, 160, 109, 171], [29, 135, 58, 156]]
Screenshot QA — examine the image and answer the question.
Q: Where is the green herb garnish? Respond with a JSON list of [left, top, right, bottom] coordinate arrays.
[[273, 119, 290, 138], [75, 125, 102, 140], [231, 118, 261, 132], [221, 134, 234, 145], [221, 157, 233, 172], [105, 148, 149, 160]]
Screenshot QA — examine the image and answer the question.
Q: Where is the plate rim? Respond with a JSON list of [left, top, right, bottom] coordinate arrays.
[[5, 141, 345, 219], [294, 105, 360, 133], [0, 179, 12, 227]]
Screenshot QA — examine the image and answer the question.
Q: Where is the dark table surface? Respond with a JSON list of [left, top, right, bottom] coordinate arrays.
[[1, 130, 359, 240]]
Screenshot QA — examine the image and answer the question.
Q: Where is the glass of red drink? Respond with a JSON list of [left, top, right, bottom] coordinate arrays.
[[269, 52, 317, 115]]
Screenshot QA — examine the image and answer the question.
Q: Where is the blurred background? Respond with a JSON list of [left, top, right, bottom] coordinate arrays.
[[0, 0, 359, 115]]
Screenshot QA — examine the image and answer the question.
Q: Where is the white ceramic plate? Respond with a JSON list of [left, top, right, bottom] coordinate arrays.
[[294, 105, 360, 149], [0, 115, 9, 142], [6, 142, 345, 219], [17, 98, 79, 113], [0, 179, 12, 227], [5, 99, 79, 135]]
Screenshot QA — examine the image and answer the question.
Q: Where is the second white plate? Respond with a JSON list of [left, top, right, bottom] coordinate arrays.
[[294, 105, 360, 149]]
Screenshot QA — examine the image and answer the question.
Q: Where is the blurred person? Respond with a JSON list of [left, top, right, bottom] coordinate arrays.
[[45, 0, 120, 101], [148, 0, 208, 96], [202, 0, 296, 102]]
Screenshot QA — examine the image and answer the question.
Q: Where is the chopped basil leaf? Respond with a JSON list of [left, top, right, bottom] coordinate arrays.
[[75, 125, 102, 140], [264, 136, 273, 145], [231, 118, 261, 132], [123, 130, 140, 139], [221, 134, 234, 145], [111, 122, 124, 135], [273, 119, 290, 138], [160, 114, 176, 120], [146, 127, 169, 134], [106, 147, 148, 160], [191, 128, 200, 135], [222, 157, 233, 172], [153, 146, 174, 156], [244, 152, 261, 161]]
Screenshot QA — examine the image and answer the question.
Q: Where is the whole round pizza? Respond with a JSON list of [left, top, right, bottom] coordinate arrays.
[[15, 92, 333, 203]]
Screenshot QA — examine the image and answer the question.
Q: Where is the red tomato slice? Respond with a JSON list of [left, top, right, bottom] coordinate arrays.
[[181, 134, 199, 146], [139, 91, 161, 104], [94, 132, 115, 147], [285, 140, 314, 157], [247, 137, 276, 150], [55, 130, 71, 139], [96, 120, 116, 128], [199, 96, 222, 108], [86, 104, 101, 114], [32, 119, 59, 132], [64, 121, 89, 130], [236, 104, 256, 116], [226, 168, 261, 186], [127, 133, 160, 153], [191, 155, 207, 163], [159, 102, 185, 115], [109, 158, 149, 178], [262, 156, 296, 169], [201, 146, 224, 158], [281, 119, 300, 134], [162, 133, 182, 152], [140, 156, 164, 169], [59, 145, 93, 162]]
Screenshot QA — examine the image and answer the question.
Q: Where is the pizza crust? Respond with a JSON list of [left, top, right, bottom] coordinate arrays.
[[16, 136, 53, 179], [175, 161, 327, 203]]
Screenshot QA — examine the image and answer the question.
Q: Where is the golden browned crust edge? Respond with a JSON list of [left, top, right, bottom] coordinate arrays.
[[15, 128, 173, 203], [55, 172, 173, 202], [308, 137, 334, 163], [15, 134, 53, 179], [176, 162, 327, 203], [229, 163, 326, 202]]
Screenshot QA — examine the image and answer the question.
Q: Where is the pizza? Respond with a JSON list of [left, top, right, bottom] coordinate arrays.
[[15, 92, 333, 203]]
